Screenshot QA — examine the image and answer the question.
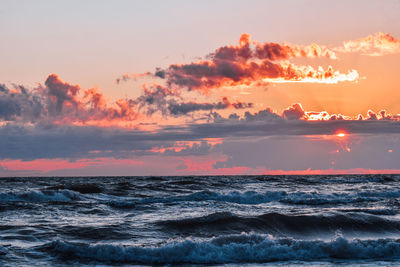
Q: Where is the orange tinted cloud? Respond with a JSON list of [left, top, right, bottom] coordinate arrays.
[[215, 33, 336, 61], [262, 63, 359, 84], [45, 74, 137, 124], [254, 39, 336, 60], [0, 74, 255, 127], [283, 103, 400, 121], [118, 34, 356, 92], [0, 74, 138, 125], [155, 59, 356, 93], [335, 32, 400, 56]]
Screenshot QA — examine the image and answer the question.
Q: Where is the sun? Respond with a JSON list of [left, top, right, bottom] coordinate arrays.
[[334, 130, 348, 138], [336, 132, 346, 138]]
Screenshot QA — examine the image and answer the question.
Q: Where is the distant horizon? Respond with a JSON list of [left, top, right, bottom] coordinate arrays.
[[1, 172, 400, 178]]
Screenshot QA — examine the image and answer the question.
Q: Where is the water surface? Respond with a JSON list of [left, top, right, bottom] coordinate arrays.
[[1, 175, 400, 266]]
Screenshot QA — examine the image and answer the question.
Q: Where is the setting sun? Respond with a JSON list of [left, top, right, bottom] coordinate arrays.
[[336, 132, 346, 138]]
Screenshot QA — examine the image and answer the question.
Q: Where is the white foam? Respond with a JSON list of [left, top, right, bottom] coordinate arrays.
[[48, 234, 400, 264]]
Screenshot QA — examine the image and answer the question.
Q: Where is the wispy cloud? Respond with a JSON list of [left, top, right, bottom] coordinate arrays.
[[335, 32, 400, 56]]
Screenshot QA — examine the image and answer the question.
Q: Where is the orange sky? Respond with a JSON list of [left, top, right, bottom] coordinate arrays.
[[1, 1, 400, 176]]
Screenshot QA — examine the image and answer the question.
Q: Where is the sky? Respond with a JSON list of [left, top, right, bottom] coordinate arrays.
[[1, 0, 400, 176]]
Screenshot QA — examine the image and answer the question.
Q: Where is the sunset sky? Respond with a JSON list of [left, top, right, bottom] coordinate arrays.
[[1, 0, 400, 176]]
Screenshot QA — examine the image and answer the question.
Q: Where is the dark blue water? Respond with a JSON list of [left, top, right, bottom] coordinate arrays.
[[2, 175, 400, 266]]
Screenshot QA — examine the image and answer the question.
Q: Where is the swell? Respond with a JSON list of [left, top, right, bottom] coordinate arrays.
[[0, 189, 81, 203], [157, 212, 400, 235], [2, 187, 400, 207], [46, 183, 103, 194], [43, 234, 400, 264], [58, 224, 133, 240], [107, 188, 400, 207]]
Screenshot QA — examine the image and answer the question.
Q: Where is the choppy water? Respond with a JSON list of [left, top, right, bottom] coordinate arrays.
[[2, 175, 400, 266]]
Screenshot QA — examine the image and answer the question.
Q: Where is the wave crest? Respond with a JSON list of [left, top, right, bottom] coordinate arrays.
[[158, 212, 400, 235], [45, 234, 400, 264], [0, 189, 81, 203], [107, 189, 400, 207]]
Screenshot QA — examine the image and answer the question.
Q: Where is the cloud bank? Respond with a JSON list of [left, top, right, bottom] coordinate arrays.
[[2, 32, 400, 175]]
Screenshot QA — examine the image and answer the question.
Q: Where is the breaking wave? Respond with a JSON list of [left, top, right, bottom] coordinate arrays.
[[107, 189, 400, 207], [0, 189, 81, 203], [44, 234, 400, 264]]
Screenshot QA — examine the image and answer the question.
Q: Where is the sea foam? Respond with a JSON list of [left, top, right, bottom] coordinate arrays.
[[46, 234, 400, 264]]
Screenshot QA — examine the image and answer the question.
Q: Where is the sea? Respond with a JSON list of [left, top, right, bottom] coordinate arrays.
[[2, 175, 400, 266]]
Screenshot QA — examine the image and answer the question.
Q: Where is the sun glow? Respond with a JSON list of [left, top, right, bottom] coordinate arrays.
[[336, 132, 346, 138]]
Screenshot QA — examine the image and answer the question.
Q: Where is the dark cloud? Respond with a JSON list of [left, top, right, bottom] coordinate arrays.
[[283, 103, 306, 120], [168, 101, 228, 115], [158, 58, 285, 92], [162, 141, 216, 156], [0, 75, 139, 123], [0, 74, 254, 125], [134, 84, 177, 115], [133, 84, 252, 116], [115, 72, 152, 84], [45, 74, 80, 113], [2, 108, 400, 161], [168, 97, 252, 116], [0, 84, 44, 122]]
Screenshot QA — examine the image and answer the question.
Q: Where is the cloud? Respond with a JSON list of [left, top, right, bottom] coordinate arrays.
[[335, 32, 400, 56], [0, 75, 138, 125], [45, 74, 81, 114], [132, 83, 252, 116], [262, 63, 359, 84], [283, 103, 306, 120], [211, 33, 336, 62], [117, 34, 358, 92], [45, 74, 138, 123], [167, 97, 252, 116], [115, 72, 152, 84], [116, 32, 400, 93], [2, 104, 400, 161], [134, 84, 178, 115], [0, 84, 44, 122], [159, 59, 358, 92], [282, 103, 400, 121], [1, 74, 255, 126]]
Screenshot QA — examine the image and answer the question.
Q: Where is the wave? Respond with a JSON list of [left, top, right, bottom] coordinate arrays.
[[281, 190, 400, 205], [106, 189, 400, 207], [104, 190, 284, 208], [339, 208, 397, 216], [0, 189, 81, 203], [44, 234, 400, 264], [3, 187, 398, 207], [47, 183, 103, 194], [59, 224, 132, 240], [157, 212, 400, 235], [0, 246, 6, 256], [254, 175, 400, 184]]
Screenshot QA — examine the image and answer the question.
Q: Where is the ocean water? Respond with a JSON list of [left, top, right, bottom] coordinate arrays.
[[2, 175, 400, 266]]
